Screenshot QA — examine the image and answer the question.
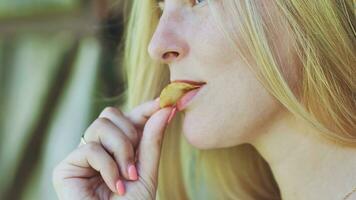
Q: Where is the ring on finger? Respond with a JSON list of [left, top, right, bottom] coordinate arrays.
[[81, 133, 87, 145]]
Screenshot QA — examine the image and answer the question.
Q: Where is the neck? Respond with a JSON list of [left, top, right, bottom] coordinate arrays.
[[251, 111, 356, 200]]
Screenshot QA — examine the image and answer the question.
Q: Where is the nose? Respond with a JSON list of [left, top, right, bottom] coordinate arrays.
[[148, 15, 189, 64]]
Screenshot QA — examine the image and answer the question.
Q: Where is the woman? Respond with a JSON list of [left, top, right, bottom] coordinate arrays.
[[53, 0, 356, 199]]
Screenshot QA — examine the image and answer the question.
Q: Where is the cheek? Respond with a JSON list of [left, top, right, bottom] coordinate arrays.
[[179, 3, 288, 149], [181, 64, 284, 149], [189, 16, 239, 71]]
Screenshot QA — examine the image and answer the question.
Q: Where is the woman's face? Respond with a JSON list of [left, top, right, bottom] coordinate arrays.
[[148, 0, 300, 149]]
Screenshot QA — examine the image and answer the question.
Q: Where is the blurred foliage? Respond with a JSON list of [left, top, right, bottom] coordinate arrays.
[[0, 0, 82, 19], [0, 0, 127, 199]]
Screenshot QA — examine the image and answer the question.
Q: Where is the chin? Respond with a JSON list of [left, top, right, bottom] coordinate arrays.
[[181, 113, 249, 149], [183, 131, 214, 150], [180, 117, 213, 149], [181, 117, 229, 149]]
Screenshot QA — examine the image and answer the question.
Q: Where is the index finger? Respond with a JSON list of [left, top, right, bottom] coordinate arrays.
[[124, 98, 161, 129]]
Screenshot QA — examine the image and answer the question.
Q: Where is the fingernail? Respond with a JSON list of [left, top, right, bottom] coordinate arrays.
[[167, 107, 177, 124], [116, 180, 125, 196], [128, 164, 138, 180], [155, 97, 160, 102]]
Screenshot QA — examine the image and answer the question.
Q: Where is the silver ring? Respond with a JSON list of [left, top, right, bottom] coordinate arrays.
[[80, 136, 87, 144]]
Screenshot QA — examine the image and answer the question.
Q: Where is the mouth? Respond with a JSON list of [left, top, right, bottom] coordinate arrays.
[[163, 79, 206, 123], [176, 87, 203, 111], [171, 79, 207, 86], [171, 80, 206, 111]]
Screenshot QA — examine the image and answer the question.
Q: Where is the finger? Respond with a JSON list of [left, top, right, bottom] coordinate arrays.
[[98, 107, 140, 148], [124, 98, 161, 130], [136, 106, 173, 181], [61, 142, 121, 194], [84, 117, 136, 181]]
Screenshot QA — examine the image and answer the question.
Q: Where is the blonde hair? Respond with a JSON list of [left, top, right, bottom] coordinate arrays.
[[210, 0, 355, 144], [119, 0, 355, 199]]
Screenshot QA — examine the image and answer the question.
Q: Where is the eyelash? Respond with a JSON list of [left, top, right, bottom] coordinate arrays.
[[194, 0, 206, 4], [195, 0, 206, 4], [158, 0, 206, 11]]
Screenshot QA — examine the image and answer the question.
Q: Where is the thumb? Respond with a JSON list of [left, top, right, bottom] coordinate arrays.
[[135, 106, 173, 180]]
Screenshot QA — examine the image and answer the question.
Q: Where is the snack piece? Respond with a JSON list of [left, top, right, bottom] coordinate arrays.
[[159, 82, 201, 108]]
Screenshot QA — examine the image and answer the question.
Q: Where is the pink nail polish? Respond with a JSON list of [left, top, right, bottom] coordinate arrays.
[[128, 164, 138, 180], [116, 180, 125, 196], [167, 107, 177, 124]]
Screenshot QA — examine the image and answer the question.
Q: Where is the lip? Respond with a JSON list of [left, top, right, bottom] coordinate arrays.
[[167, 86, 203, 123], [167, 79, 206, 113], [176, 85, 205, 111], [171, 79, 207, 86]]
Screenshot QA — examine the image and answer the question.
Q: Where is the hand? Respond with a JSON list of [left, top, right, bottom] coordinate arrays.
[[52, 98, 174, 200]]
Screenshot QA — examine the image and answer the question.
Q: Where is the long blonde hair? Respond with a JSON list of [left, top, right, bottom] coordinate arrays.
[[119, 0, 355, 199]]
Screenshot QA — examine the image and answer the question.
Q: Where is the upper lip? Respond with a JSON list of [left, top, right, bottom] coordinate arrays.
[[171, 79, 207, 86]]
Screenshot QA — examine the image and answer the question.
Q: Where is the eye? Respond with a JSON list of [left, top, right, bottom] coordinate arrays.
[[157, 0, 207, 13], [194, 0, 206, 5]]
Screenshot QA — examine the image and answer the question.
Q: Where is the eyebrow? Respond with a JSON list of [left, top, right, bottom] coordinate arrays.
[[157, 0, 194, 10], [157, 0, 192, 4]]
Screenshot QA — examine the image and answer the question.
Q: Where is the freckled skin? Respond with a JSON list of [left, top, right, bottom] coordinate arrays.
[[149, 1, 299, 149]]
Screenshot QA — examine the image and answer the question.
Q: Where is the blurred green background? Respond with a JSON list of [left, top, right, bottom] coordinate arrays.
[[0, 0, 129, 199]]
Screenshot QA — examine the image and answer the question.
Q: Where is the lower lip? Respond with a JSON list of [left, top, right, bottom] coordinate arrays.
[[176, 86, 204, 111]]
